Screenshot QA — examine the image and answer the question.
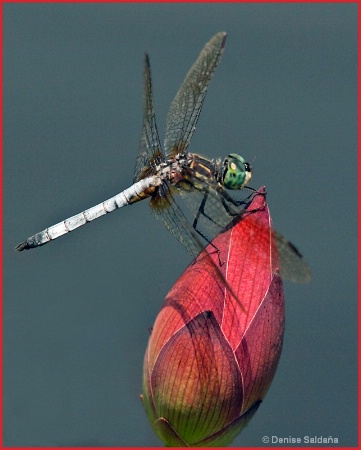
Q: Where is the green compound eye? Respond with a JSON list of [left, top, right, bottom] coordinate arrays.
[[222, 153, 252, 190]]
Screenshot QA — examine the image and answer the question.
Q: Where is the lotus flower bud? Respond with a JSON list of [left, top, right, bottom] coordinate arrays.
[[141, 188, 285, 446]]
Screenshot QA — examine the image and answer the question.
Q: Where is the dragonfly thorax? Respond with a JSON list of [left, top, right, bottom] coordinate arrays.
[[156, 152, 252, 192], [220, 153, 252, 190], [156, 153, 192, 181]]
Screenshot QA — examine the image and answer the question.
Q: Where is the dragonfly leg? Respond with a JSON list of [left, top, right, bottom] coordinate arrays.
[[193, 191, 224, 266], [194, 190, 224, 227], [218, 186, 262, 212], [220, 195, 240, 216], [239, 186, 266, 204], [240, 189, 268, 214], [194, 227, 224, 266]]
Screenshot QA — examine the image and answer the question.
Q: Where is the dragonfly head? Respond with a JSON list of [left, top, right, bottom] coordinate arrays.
[[222, 154, 252, 190]]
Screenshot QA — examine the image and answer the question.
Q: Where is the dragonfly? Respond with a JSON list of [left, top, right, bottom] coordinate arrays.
[[15, 32, 311, 283]]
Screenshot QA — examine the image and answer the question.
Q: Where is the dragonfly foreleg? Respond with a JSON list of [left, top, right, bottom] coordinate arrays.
[[239, 185, 266, 204], [218, 186, 260, 212]]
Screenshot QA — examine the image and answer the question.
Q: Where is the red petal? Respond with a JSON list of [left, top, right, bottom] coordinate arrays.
[[147, 188, 282, 365], [212, 188, 281, 351], [197, 400, 261, 447], [150, 311, 243, 445], [235, 274, 285, 412]]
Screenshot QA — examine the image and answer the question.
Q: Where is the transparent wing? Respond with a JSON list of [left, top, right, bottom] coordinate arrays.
[[274, 232, 312, 284], [182, 184, 312, 284], [134, 54, 164, 183], [158, 172, 312, 284], [164, 32, 227, 157], [180, 183, 248, 241], [150, 182, 204, 259], [149, 182, 248, 312]]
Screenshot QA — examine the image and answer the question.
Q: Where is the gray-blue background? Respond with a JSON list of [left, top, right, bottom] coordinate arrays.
[[4, 3, 357, 447]]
